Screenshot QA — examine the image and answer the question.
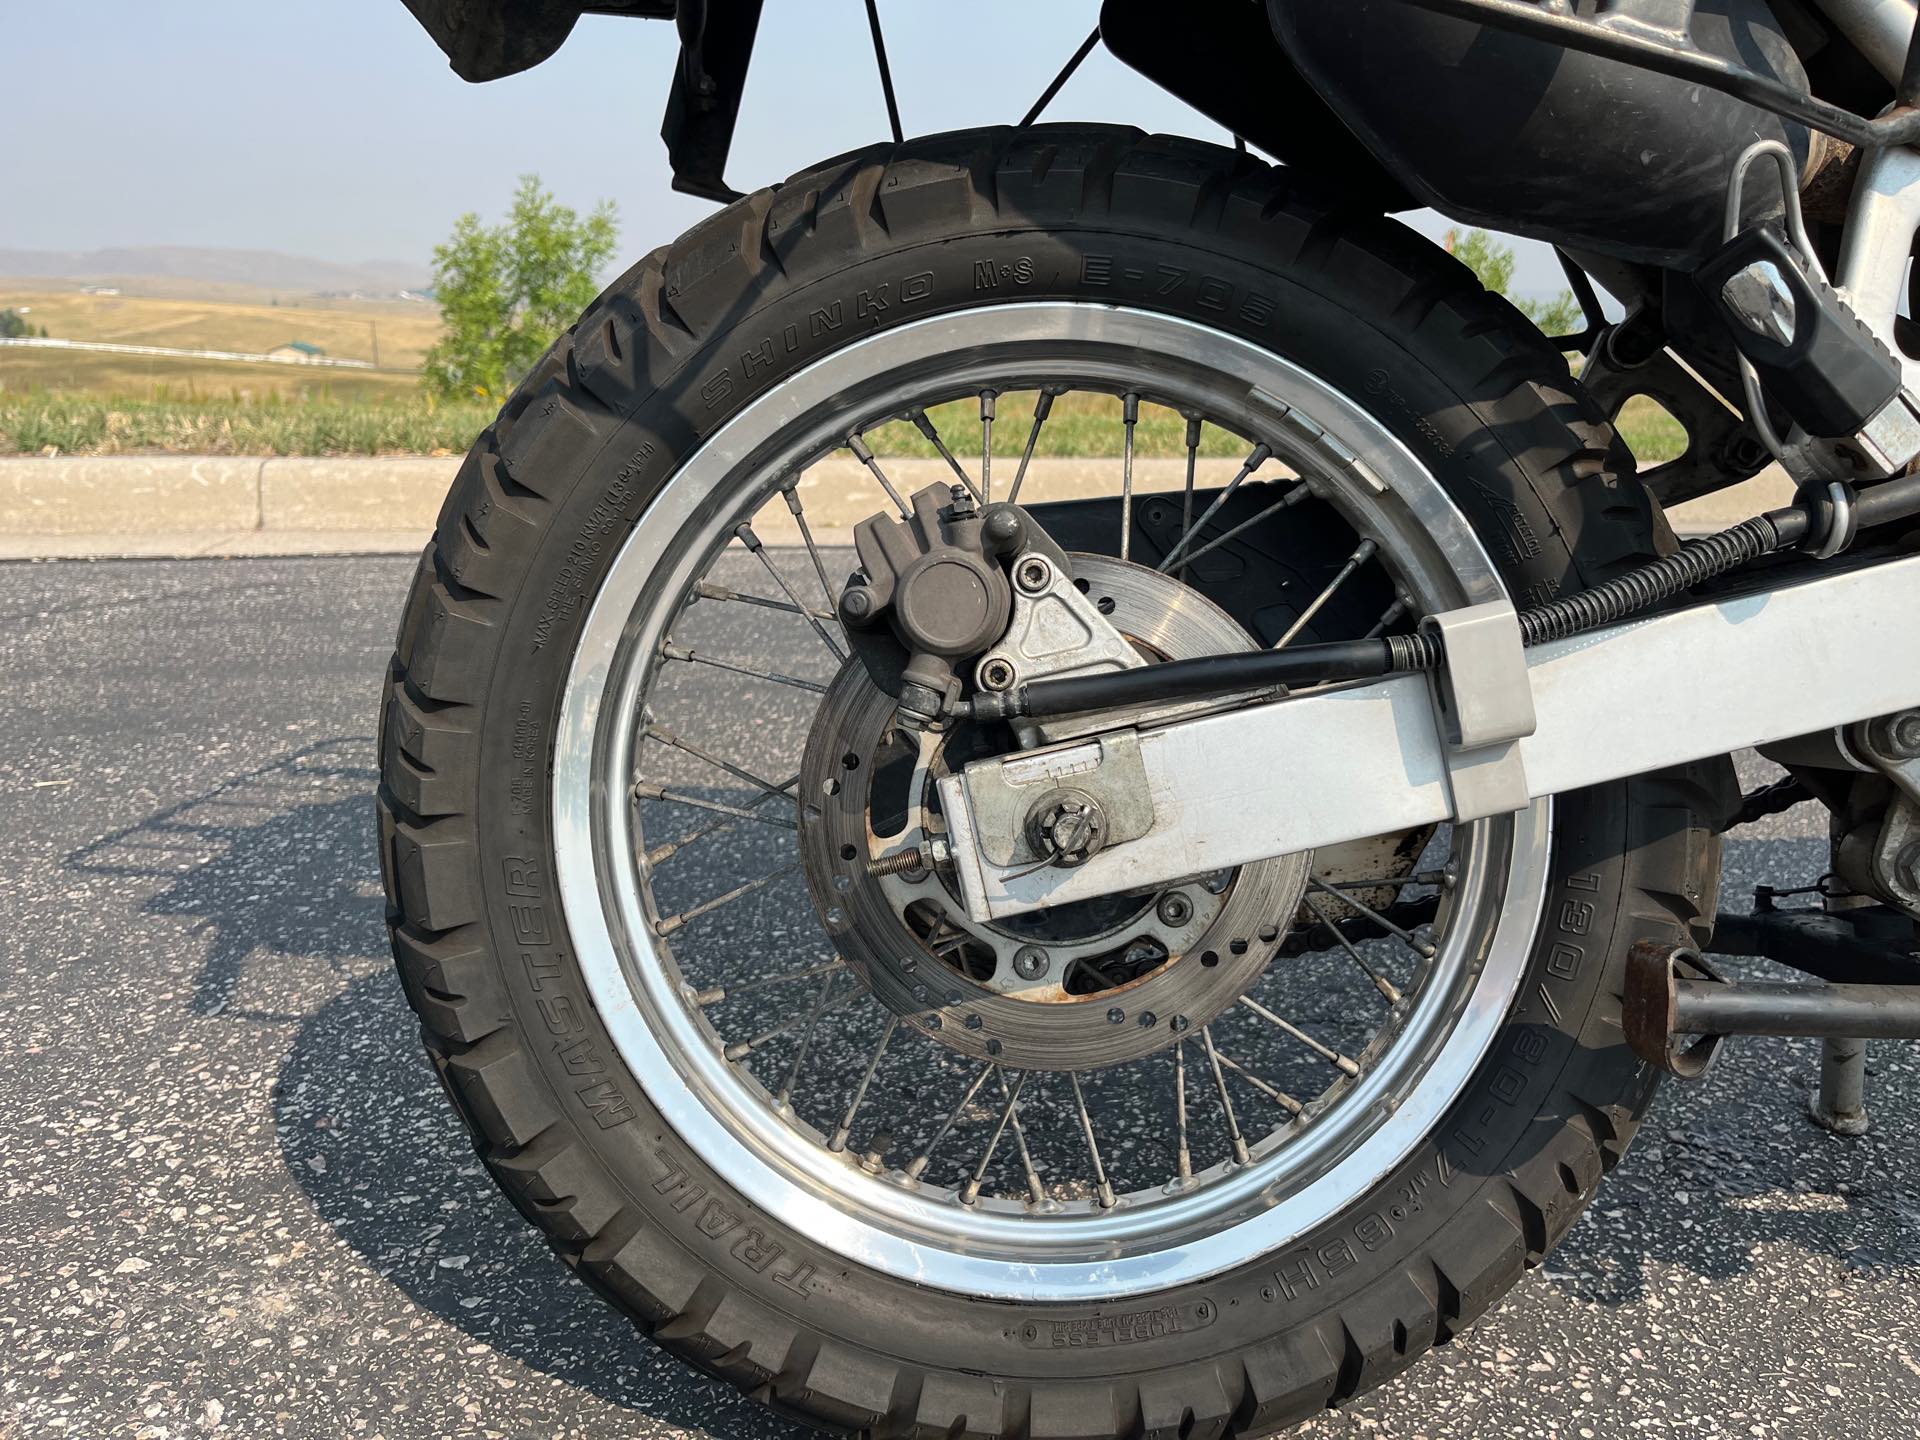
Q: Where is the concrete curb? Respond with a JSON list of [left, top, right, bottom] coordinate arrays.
[[0, 454, 1796, 560]]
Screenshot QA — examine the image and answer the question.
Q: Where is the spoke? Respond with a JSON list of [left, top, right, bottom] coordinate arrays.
[[656, 862, 800, 936], [961, 1069, 1029, 1205], [830, 1016, 898, 1151], [1237, 996, 1362, 1076], [1213, 1048, 1306, 1117], [1019, 23, 1101, 127], [1319, 868, 1448, 893], [632, 782, 799, 830], [1302, 894, 1403, 1004], [1068, 1071, 1117, 1208], [1363, 595, 1412, 640], [781, 483, 847, 625], [1176, 414, 1201, 581], [693, 578, 834, 623], [694, 955, 844, 1008], [644, 720, 798, 806], [777, 973, 852, 1107], [735, 522, 845, 660], [1119, 392, 1139, 562], [1200, 1026, 1251, 1165], [641, 772, 799, 868], [1272, 538, 1378, 650], [997, 1071, 1048, 1206], [846, 433, 912, 518], [979, 390, 996, 506], [724, 982, 858, 1060], [1166, 482, 1310, 572], [1309, 876, 1437, 958], [910, 409, 981, 500], [660, 640, 828, 695], [1006, 389, 1057, 505], [862, 0, 903, 143], [1173, 1040, 1194, 1186], [905, 1063, 995, 1180], [1157, 442, 1272, 572]]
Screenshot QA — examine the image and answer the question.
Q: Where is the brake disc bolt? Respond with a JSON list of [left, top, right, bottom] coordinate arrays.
[[1157, 891, 1194, 926], [1012, 946, 1048, 980]]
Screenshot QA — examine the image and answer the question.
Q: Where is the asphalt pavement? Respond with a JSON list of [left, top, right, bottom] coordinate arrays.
[[1, 555, 1917, 1440]]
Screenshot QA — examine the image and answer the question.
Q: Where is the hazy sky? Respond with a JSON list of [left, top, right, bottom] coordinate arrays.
[[4, 0, 1563, 295]]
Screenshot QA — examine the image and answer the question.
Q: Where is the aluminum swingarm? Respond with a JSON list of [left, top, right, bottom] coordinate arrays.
[[940, 550, 1920, 923]]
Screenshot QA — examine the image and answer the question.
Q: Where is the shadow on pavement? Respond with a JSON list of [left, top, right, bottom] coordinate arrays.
[[62, 738, 385, 1020], [273, 968, 794, 1435], [57, 745, 1919, 1423], [61, 737, 794, 1433]]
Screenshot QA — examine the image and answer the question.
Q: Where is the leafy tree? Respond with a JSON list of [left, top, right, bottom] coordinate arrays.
[[1447, 229, 1583, 344], [424, 175, 618, 402], [0, 309, 34, 340]]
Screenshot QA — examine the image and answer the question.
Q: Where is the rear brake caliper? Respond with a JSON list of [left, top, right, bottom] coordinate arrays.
[[836, 483, 1032, 727]]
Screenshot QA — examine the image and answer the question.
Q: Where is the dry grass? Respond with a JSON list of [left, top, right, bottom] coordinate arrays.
[[0, 285, 440, 369]]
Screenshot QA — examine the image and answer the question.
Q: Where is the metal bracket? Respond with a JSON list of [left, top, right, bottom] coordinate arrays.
[[1420, 600, 1535, 822], [975, 551, 1142, 748], [1625, 941, 1728, 1079], [960, 730, 1156, 869]]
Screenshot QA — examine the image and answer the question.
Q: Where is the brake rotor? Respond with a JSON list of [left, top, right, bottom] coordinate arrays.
[[798, 554, 1312, 1071]]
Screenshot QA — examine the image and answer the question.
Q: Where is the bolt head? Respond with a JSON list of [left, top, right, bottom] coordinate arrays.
[[1896, 840, 1920, 891], [983, 507, 1025, 554], [1012, 946, 1048, 980], [1014, 556, 1053, 595], [838, 585, 875, 623], [1156, 891, 1194, 927], [1878, 710, 1920, 759], [979, 657, 1017, 692]]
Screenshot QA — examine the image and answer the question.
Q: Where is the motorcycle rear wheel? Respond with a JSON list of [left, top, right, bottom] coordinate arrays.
[[379, 125, 1731, 1434]]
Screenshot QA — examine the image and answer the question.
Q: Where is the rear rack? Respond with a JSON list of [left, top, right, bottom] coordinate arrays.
[[1385, 0, 1920, 149]]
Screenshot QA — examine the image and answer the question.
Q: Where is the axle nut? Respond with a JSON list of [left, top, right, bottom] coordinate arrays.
[[1028, 790, 1108, 868]]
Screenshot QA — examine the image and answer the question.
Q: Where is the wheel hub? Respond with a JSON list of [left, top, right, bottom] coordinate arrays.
[[798, 554, 1311, 1070]]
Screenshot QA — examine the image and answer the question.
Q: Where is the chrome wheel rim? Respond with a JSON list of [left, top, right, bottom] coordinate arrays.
[[553, 303, 1550, 1301]]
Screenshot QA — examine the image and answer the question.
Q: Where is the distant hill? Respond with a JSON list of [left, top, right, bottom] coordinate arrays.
[[0, 246, 431, 298]]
